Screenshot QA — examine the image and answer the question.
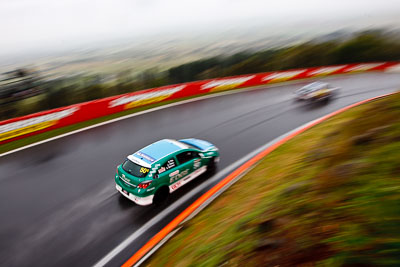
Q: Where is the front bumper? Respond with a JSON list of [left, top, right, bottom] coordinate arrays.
[[116, 184, 154, 206]]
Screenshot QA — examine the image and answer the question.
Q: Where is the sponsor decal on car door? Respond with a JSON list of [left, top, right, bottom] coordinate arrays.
[[169, 160, 192, 192]]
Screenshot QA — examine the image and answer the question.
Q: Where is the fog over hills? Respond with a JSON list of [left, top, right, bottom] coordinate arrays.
[[2, 0, 400, 75], [1, 22, 399, 76]]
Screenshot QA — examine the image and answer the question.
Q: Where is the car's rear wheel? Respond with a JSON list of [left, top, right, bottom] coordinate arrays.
[[153, 186, 169, 205]]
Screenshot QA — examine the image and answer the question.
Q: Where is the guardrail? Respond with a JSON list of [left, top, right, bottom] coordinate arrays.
[[0, 62, 398, 145]]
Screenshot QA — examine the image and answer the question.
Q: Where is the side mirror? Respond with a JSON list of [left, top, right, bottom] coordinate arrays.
[[153, 174, 159, 179]]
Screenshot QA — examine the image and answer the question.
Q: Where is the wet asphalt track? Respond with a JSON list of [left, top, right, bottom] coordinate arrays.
[[1, 72, 400, 267]]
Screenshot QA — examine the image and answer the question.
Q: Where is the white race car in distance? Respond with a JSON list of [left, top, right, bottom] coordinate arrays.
[[295, 81, 339, 102]]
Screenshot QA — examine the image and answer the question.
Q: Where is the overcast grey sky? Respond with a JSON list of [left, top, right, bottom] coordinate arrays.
[[1, 0, 400, 57]]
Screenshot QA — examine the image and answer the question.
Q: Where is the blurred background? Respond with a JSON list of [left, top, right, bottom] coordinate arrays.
[[1, 0, 400, 119], [2, 2, 400, 267]]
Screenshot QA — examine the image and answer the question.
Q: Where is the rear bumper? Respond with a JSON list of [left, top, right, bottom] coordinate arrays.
[[116, 184, 154, 206]]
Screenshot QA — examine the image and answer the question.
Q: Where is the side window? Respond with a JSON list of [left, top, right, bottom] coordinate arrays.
[[176, 151, 198, 164], [158, 158, 177, 174]]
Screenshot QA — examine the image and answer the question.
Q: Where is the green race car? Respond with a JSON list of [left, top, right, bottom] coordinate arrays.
[[115, 138, 220, 205]]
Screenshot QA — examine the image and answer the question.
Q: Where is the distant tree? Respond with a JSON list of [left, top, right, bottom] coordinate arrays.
[[332, 33, 390, 63], [168, 57, 220, 83], [221, 52, 253, 69], [275, 42, 337, 69], [224, 50, 279, 75], [117, 69, 133, 85], [0, 103, 17, 120], [45, 87, 70, 109], [195, 66, 223, 80], [85, 84, 104, 101]]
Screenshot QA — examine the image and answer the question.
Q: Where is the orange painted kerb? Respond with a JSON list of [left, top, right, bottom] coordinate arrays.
[[122, 92, 396, 267]]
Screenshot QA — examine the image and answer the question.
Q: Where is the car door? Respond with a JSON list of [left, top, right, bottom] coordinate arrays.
[[155, 157, 178, 189], [167, 151, 197, 192]]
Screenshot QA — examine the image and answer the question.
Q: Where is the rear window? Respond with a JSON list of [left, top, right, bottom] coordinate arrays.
[[180, 142, 201, 150], [122, 159, 150, 178]]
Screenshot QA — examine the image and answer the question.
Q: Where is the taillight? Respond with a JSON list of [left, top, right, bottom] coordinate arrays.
[[138, 180, 152, 189]]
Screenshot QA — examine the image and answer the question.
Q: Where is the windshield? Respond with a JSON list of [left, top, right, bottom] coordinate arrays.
[[122, 159, 150, 178]]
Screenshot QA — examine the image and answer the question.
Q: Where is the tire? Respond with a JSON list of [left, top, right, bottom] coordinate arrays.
[[153, 186, 169, 205], [324, 95, 332, 103], [207, 157, 218, 174]]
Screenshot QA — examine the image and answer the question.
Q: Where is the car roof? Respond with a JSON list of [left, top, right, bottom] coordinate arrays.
[[131, 139, 188, 166], [300, 81, 328, 91]]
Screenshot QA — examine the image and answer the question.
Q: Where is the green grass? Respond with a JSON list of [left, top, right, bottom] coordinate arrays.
[[146, 92, 400, 267]]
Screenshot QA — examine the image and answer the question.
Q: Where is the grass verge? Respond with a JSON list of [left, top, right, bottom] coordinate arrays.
[[146, 92, 400, 267]]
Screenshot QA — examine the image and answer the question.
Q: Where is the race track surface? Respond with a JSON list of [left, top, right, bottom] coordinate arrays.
[[1, 72, 400, 266]]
